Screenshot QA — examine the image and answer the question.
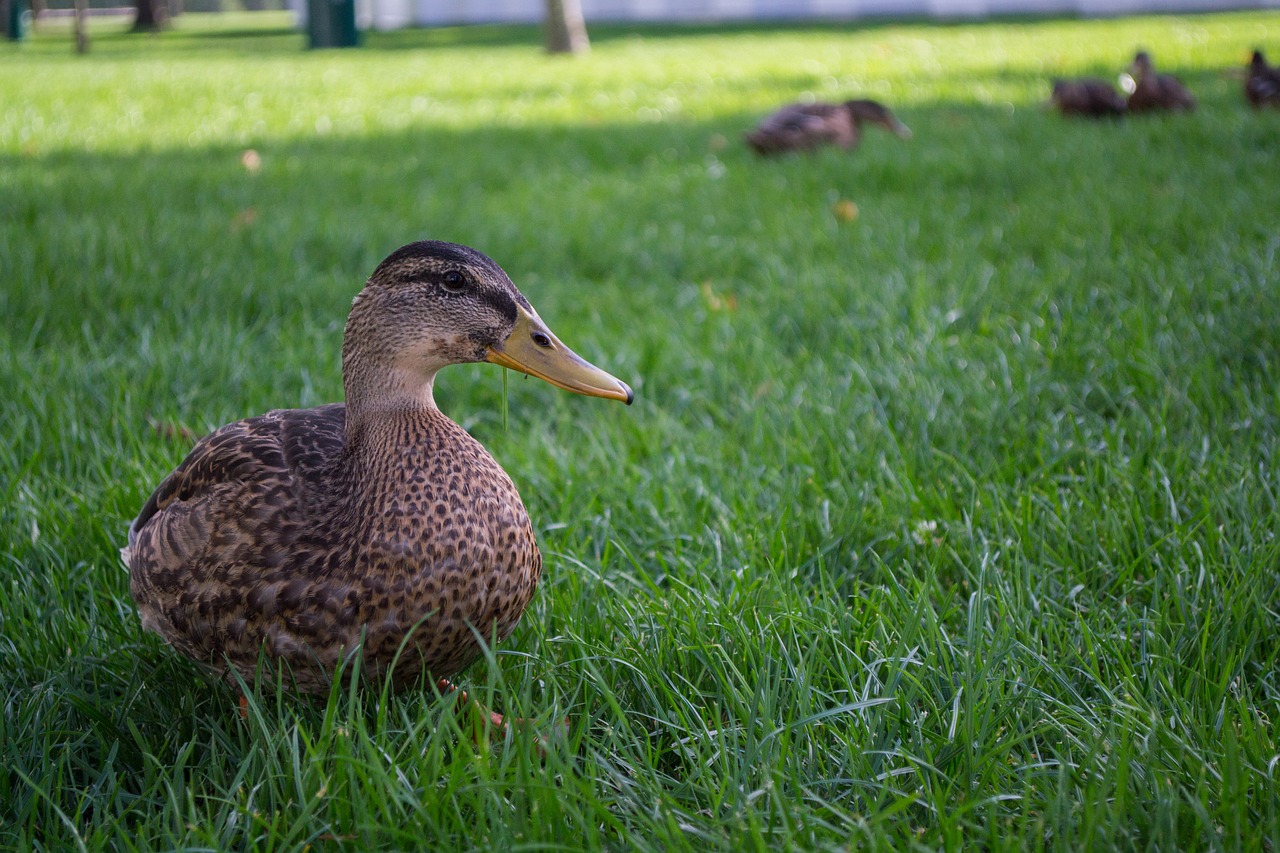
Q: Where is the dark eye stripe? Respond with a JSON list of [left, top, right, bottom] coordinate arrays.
[[475, 289, 517, 325]]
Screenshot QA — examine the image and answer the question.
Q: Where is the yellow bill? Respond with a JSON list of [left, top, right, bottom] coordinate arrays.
[[486, 304, 633, 405]]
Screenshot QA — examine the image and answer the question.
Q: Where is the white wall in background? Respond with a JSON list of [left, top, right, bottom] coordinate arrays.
[[293, 0, 1279, 31], [405, 0, 1278, 25]]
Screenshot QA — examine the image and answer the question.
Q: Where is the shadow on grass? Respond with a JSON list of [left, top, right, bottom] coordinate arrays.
[[0, 100, 1048, 319], [6, 84, 1276, 391]]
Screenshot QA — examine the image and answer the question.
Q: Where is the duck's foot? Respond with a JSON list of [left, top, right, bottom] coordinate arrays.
[[435, 678, 567, 750], [436, 678, 504, 728]]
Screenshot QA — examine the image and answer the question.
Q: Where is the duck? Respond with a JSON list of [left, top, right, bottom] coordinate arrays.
[[123, 241, 632, 701], [1124, 50, 1196, 113], [1245, 49, 1280, 109], [1049, 77, 1127, 118], [745, 98, 912, 156]]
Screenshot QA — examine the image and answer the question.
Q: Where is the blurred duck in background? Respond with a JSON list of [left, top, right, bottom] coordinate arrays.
[[1049, 77, 1128, 118], [1245, 49, 1280, 109], [1122, 50, 1196, 113], [745, 99, 912, 156]]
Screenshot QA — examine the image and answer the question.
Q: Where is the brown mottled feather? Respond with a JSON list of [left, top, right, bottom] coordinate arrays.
[[1050, 78, 1127, 118], [745, 99, 910, 156], [123, 243, 556, 695], [1246, 50, 1280, 109], [1126, 51, 1196, 113]]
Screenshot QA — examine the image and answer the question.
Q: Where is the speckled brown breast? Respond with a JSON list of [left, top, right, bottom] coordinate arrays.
[[124, 403, 542, 694]]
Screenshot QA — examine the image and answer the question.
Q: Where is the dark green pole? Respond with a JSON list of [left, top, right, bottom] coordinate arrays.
[[7, 0, 28, 42], [306, 0, 358, 49]]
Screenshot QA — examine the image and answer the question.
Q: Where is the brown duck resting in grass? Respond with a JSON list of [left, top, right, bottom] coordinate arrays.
[[1049, 77, 1127, 118], [123, 241, 632, 721], [1124, 50, 1196, 113], [1245, 49, 1280, 109], [744, 98, 912, 156]]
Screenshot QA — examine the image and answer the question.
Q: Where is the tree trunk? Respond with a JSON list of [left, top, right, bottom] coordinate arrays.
[[130, 0, 168, 32], [544, 0, 587, 55], [73, 0, 88, 52]]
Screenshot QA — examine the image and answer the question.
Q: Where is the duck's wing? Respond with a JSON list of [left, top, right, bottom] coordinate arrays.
[[745, 105, 820, 153], [125, 404, 347, 552], [1054, 80, 1125, 116], [755, 103, 834, 133], [1246, 67, 1280, 106], [1161, 75, 1196, 109], [123, 404, 348, 658], [1140, 72, 1194, 110]]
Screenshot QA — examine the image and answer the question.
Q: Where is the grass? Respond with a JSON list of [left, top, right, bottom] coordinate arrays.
[[3, 8, 1280, 850]]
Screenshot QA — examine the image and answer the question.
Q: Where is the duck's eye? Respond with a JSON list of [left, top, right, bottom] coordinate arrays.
[[441, 271, 466, 293]]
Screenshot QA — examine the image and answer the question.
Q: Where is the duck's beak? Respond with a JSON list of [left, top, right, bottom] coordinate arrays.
[[888, 118, 912, 139], [486, 304, 633, 405]]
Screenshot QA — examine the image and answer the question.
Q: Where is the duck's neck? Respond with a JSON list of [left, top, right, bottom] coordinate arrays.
[[339, 388, 458, 516], [340, 367, 454, 486], [344, 365, 440, 421]]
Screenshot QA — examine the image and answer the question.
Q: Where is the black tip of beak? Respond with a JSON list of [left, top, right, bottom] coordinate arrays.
[[623, 383, 635, 406]]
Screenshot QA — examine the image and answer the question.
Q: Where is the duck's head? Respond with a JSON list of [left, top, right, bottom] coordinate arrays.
[[1251, 50, 1267, 71], [845, 99, 912, 139], [1130, 51, 1153, 77], [343, 241, 632, 412]]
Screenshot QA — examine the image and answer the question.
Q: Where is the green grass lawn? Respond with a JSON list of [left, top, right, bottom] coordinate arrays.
[[4, 8, 1280, 849]]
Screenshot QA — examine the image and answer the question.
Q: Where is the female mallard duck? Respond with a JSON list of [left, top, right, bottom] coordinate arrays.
[[1245, 49, 1280, 109], [1124, 50, 1196, 113], [1049, 77, 1127, 118], [745, 98, 911, 156], [123, 241, 632, 698]]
